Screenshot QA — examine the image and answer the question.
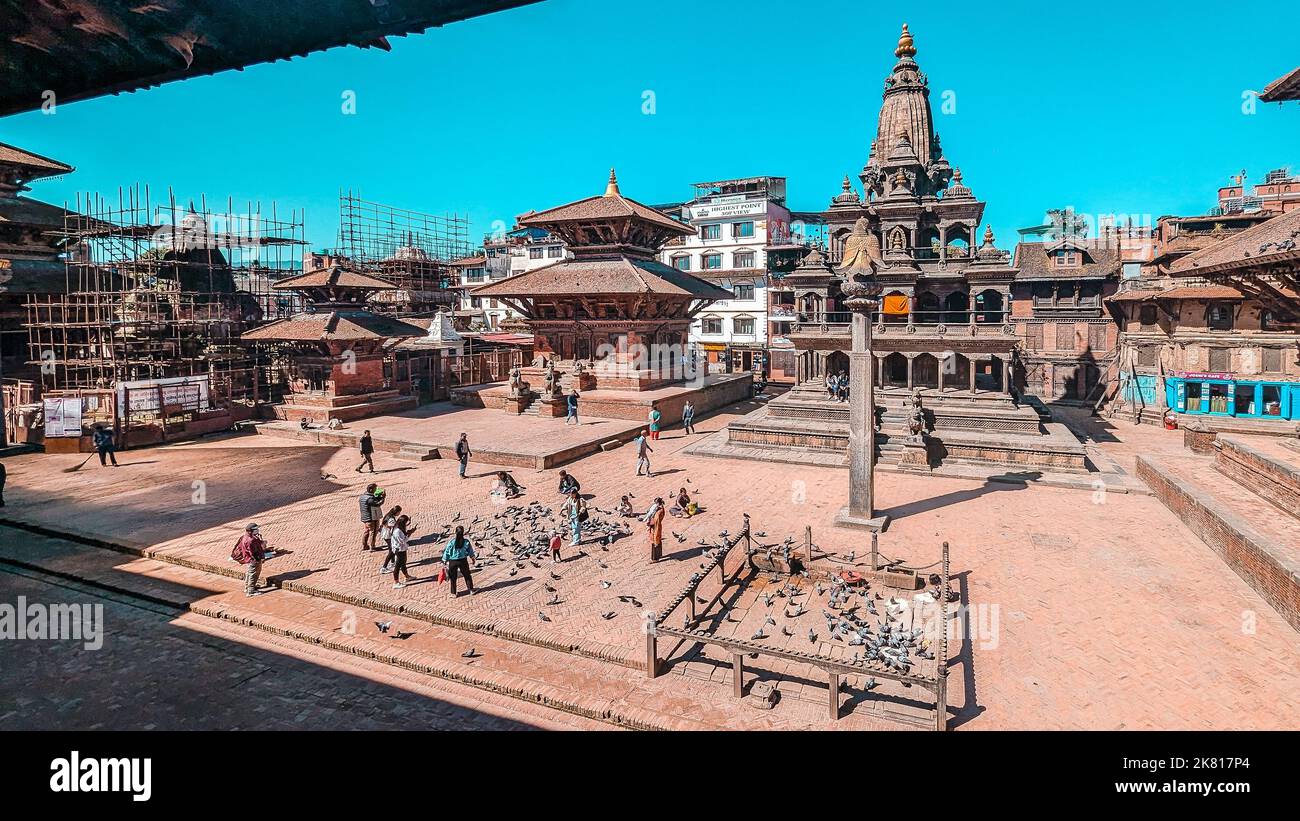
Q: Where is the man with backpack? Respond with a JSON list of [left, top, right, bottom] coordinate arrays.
[[566, 389, 580, 425], [359, 483, 384, 550], [231, 523, 269, 596]]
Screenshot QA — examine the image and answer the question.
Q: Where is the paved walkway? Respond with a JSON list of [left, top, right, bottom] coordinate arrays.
[[3, 402, 1299, 729]]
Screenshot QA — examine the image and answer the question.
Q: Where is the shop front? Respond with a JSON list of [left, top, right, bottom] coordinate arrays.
[[1166, 372, 1299, 421]]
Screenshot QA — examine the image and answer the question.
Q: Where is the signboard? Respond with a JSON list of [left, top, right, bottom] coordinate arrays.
[[685, 199, 767, 220], [43, 397, 83, 437], [1174, 371, 1233, 380], [116, 376, 211, 417]]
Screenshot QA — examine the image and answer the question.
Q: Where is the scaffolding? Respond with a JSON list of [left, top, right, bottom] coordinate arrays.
[[334, 190, 472, 315], [25, 185, 307, 407]]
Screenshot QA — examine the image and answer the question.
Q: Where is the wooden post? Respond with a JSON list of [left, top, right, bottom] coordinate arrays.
[[938, 540, 951, 731], [732, 653, 744, 698], [156, 385, 167, 443], [871, 531, 879, 571], [828, 672, 840, 719], [645, 615, 658, 678], [804, 525, 813, 564], [935, 671, 948, 731]]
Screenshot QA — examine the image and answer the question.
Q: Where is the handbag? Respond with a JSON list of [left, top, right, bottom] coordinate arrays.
[[578, 507, 589, 523], [437, 565, 448, 584]]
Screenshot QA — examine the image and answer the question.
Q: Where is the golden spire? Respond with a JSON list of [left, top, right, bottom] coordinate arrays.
[[895, 23, 917, 59], [604, 168, 621, 197], [983, 225, 995, 245], [953, 167, 963, 184]]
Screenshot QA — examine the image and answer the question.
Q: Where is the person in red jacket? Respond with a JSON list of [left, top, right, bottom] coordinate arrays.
[[232, 523, 269, 596]]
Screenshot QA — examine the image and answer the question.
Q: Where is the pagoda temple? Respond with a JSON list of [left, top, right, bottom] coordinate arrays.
[[464, 171, 751, 420], [713, 25, 1089, 474], [241, 261, 425, 423]]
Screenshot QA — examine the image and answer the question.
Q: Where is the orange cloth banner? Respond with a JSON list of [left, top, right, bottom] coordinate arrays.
[[882, 294, 910, 315]]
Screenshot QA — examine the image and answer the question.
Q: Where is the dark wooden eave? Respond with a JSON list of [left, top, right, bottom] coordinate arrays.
[[0, 0, 540, 116]]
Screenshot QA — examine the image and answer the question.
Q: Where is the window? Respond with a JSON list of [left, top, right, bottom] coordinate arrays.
[[1137, 346, 1157, 367], [733, 251, 755, 269], [470, 297, 482, 308], [1054, 251, 1080, 267], [672, 255, 690, 271], [1026, 323, 1043, 350], [1207, 302, 1234, 331], [1122, 262, 1142, 280], [548, 246, 563, 258], [1262, 347, 1283, 372], [465, 269, 485, 283], [702, 253, 722, 270], [1032, 282, 1054, 305], [733, 283, 754, 301], [701, 316, 722, 335], [529, 247, 544, 259], [1139, 304, 1158, 327], [1208, 348, 1230, 372], [1055, 323, 1075, 351], [1079, 282, 1102, 306], [734, 316, 755, 335], [700, 224, 721, 240], [732, 221, 754, 238]]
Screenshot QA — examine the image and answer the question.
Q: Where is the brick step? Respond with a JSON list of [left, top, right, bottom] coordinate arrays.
[[1137, 454, 1300, 633]]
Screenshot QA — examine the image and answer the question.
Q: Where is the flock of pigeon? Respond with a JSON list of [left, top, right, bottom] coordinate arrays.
[[719, 567, 952, 679]]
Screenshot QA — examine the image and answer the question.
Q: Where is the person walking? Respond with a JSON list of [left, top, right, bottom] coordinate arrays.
[[231, 523, 269, 596], [634, 430, 653, 477], [557, 469, 580, 496], [92, 423, 118, 467], [681, 400, 696, 435], [355, 430, 376, 473], [565, 389, 580, 425], [643, 497, 665, 562], [648, 403, 662, 440], [548, 530, 563, 563], [389, 514, 414, 588], [562, 488, 586, 547], [359, 483, 383, 551], [0, 460, 6, 508], [378, 504, 406, 574], [455, 433, 471, 479], [441, 525, 477, 596]]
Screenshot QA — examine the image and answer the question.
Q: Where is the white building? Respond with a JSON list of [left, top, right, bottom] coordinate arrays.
[[659, 177, 796, 375], [458, 224, 570, 331]]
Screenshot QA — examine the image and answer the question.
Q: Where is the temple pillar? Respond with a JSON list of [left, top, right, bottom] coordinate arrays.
[[906, 353, 916, 389], [969, 357, 979, 393], [998, 355, 1007, 393], [937, 354, 946, 392], [836, 298, 888, 532]]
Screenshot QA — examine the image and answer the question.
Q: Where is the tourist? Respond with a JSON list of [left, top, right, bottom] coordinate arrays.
[[92, 423, 118, 467], [0, 460, 6, 507], [827, 372, 837, 400], [566, 389, 580, 425], [441, 525, 477, 596], [377, 504, 405, 574], [616, 495, 634, 517], [549, 530, 563, 563], [455, 433, 471, 479], [634, 430, 653, 477], [562, 488, 586, 546], [643, 496, 665, 562], [648, 403, 662, 440], [355, 429, 376, 473], [231, 523, 269, 597], [681, 400, 696, 435], [557, 469, 580, 496], [359, 483, 383, 551], [837, 370, 850, 402], [389, 514, 414, 588]]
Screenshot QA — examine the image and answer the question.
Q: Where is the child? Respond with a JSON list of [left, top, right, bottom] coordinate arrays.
[[378, 505, 403, 574], [616, 495, 635, 517], [549, 530, 563, 563]]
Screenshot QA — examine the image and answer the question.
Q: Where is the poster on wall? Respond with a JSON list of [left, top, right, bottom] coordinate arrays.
[[115, 375, 211, 417], [43, 397, 83, 437]]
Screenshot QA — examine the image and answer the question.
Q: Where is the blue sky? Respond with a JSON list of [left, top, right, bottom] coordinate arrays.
[[2, 0, 1297, 252]]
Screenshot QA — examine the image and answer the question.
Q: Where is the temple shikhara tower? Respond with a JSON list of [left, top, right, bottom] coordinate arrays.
[[714, 25, 1089, 472]]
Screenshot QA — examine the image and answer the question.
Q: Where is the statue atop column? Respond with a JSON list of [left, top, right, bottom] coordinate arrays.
[[907, 387, 927, 442]]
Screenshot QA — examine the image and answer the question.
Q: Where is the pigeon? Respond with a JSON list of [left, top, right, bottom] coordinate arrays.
[[550, 571, 562, 581], [750, 627, 768, 640], [392, 631, 415, 640], [601, 611, 616, 620], [781, 625, 794, 637], [537, 612, 551, 622], [600, 580, 613, 589], [509, 567, 519, 576], [461, 648, 479, 658], [807, 628, 817, 644], [544, 583, 557, 593], [375, 620, 392, 634], [546, 593, 561, 606], [865, 677, 878, 690]]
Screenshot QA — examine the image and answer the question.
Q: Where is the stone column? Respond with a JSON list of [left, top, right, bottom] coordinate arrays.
[[969, 358, 978, 393], [836, 297, 888, 532], [906, 353, 915, 389], [938, 354, 946, 392]]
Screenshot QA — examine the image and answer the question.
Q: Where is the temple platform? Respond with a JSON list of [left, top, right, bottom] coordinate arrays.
[[254, 401, 647, 470], [449, 371, 752, 425], [268, 389, 419, 425], [1139, 433, 1300, 633], [700, 381, 1090, 474]]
